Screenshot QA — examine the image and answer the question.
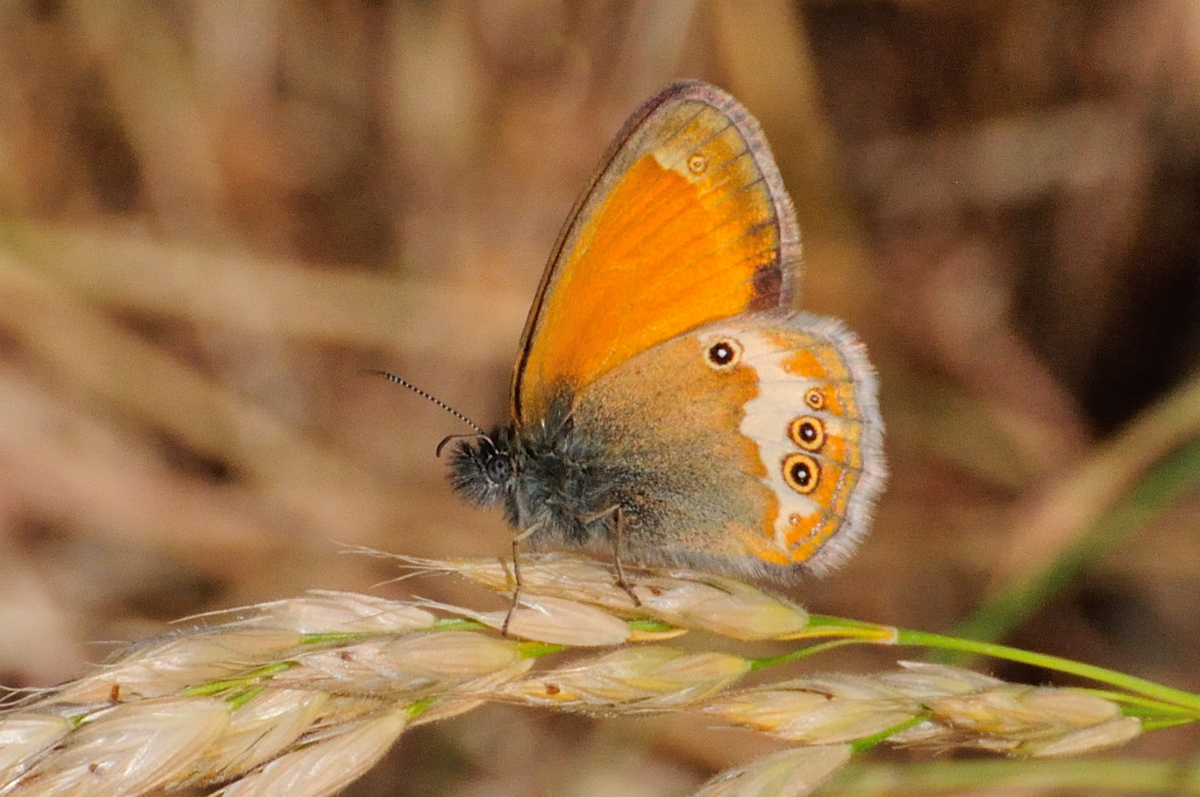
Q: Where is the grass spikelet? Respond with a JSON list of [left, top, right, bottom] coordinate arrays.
[[929, 686, 1121, 736], [918, 684, 1138, 755], [1019, 716, 1143, 757], [275, 631, 528, 697], [499, 646, 750, 710], [707, 664, 1144, 754], [426, 594, 634, 646], [878, 661, 1006, 696], [422, 554, 632, 606], [208, 710, 408, 797], [0, 713, 72, 782], [234, 592, 437, 634], [176, 689, 330, 786], [49, 629, 306, 705], [629, 573, 809, 640], [4, 697, 229, 797], [704, 686, 919, 745], [687, 745, 852, 797]]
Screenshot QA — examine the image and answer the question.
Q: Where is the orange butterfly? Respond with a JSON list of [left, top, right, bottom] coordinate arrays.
[[450, 81, 886, 586]]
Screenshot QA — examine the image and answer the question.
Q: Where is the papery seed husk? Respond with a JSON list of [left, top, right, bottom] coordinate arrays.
[[211, 710, 407, 797], [409, 659, 536, 725], [705, 690, 918, 744], [5, 697, 229, 797], [1014, 689, 1121, 726], [423, 554, 630, 606], [49, 629, 306, 704], [688, 745, 852, 797], [240, 592, 436, 634], [886, 662, 1006, 696], [502, 647, 749, 708], [632, 576, 808, 640], [0, 713, 71, 782], [436, 594, 632, 646], [1023, 716, 1142, 757], [278, 631, 522, 696], [929, 688, 1042, 733], [929, 687, 1119, 736], [179, 689, 330, 786], [786, 673, 909, 702]]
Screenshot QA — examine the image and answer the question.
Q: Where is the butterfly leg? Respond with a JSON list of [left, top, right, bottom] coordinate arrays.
[[582, 505, 641, 607], [502, 519, 544, 636], [611, 507, 642, 607]]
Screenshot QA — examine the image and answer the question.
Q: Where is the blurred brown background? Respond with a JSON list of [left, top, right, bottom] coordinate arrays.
[[3, 1, 1200, 794]]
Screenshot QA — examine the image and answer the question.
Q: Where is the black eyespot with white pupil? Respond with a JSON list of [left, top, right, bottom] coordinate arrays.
[[782, 453, 820, 495], [705, 338, 742, 369], [789, 415, 825, 452]]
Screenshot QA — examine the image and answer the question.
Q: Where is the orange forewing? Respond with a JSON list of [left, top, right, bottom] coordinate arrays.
[[513, 82, 801, 423]]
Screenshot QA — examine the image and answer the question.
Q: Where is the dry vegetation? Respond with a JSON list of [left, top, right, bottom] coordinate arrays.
[[2, 1, 1200, 795]]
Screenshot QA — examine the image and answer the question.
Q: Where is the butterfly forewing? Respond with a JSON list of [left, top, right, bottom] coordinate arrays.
[[513, 81, 801, 424]]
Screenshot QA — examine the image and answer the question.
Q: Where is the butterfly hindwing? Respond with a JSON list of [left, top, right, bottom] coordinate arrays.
[[565, 313, 885, 578]]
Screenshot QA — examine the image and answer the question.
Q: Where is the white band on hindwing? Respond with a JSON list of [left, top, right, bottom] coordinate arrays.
[[700, 325, 837, 557]]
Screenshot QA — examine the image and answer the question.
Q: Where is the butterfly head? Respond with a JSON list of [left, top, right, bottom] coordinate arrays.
[[448, 430, 517, 507]]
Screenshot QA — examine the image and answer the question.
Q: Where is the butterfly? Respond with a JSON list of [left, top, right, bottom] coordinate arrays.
[[449, 80, 886, 588]]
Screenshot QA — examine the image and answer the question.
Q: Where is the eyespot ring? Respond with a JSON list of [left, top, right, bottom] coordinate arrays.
[[687, 154, 707, 174], [704, 337, 742, 370], [789, 416, 825, 452], [804, 388, 825, 411], [782, 453, 820, 495]]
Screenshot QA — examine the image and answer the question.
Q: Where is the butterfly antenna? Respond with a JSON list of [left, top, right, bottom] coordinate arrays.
[[363, 369, 487, 438], [435, 432, 489, 458]]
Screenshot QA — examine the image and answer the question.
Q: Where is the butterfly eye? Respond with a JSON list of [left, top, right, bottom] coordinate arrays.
[[485, 453, 513, 484], [687, 154, 707, 174], [804, 388, 825, 410], [705, 338, 742, 369], [782, 453, 820, 495], [789, 416, 825, 451]]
